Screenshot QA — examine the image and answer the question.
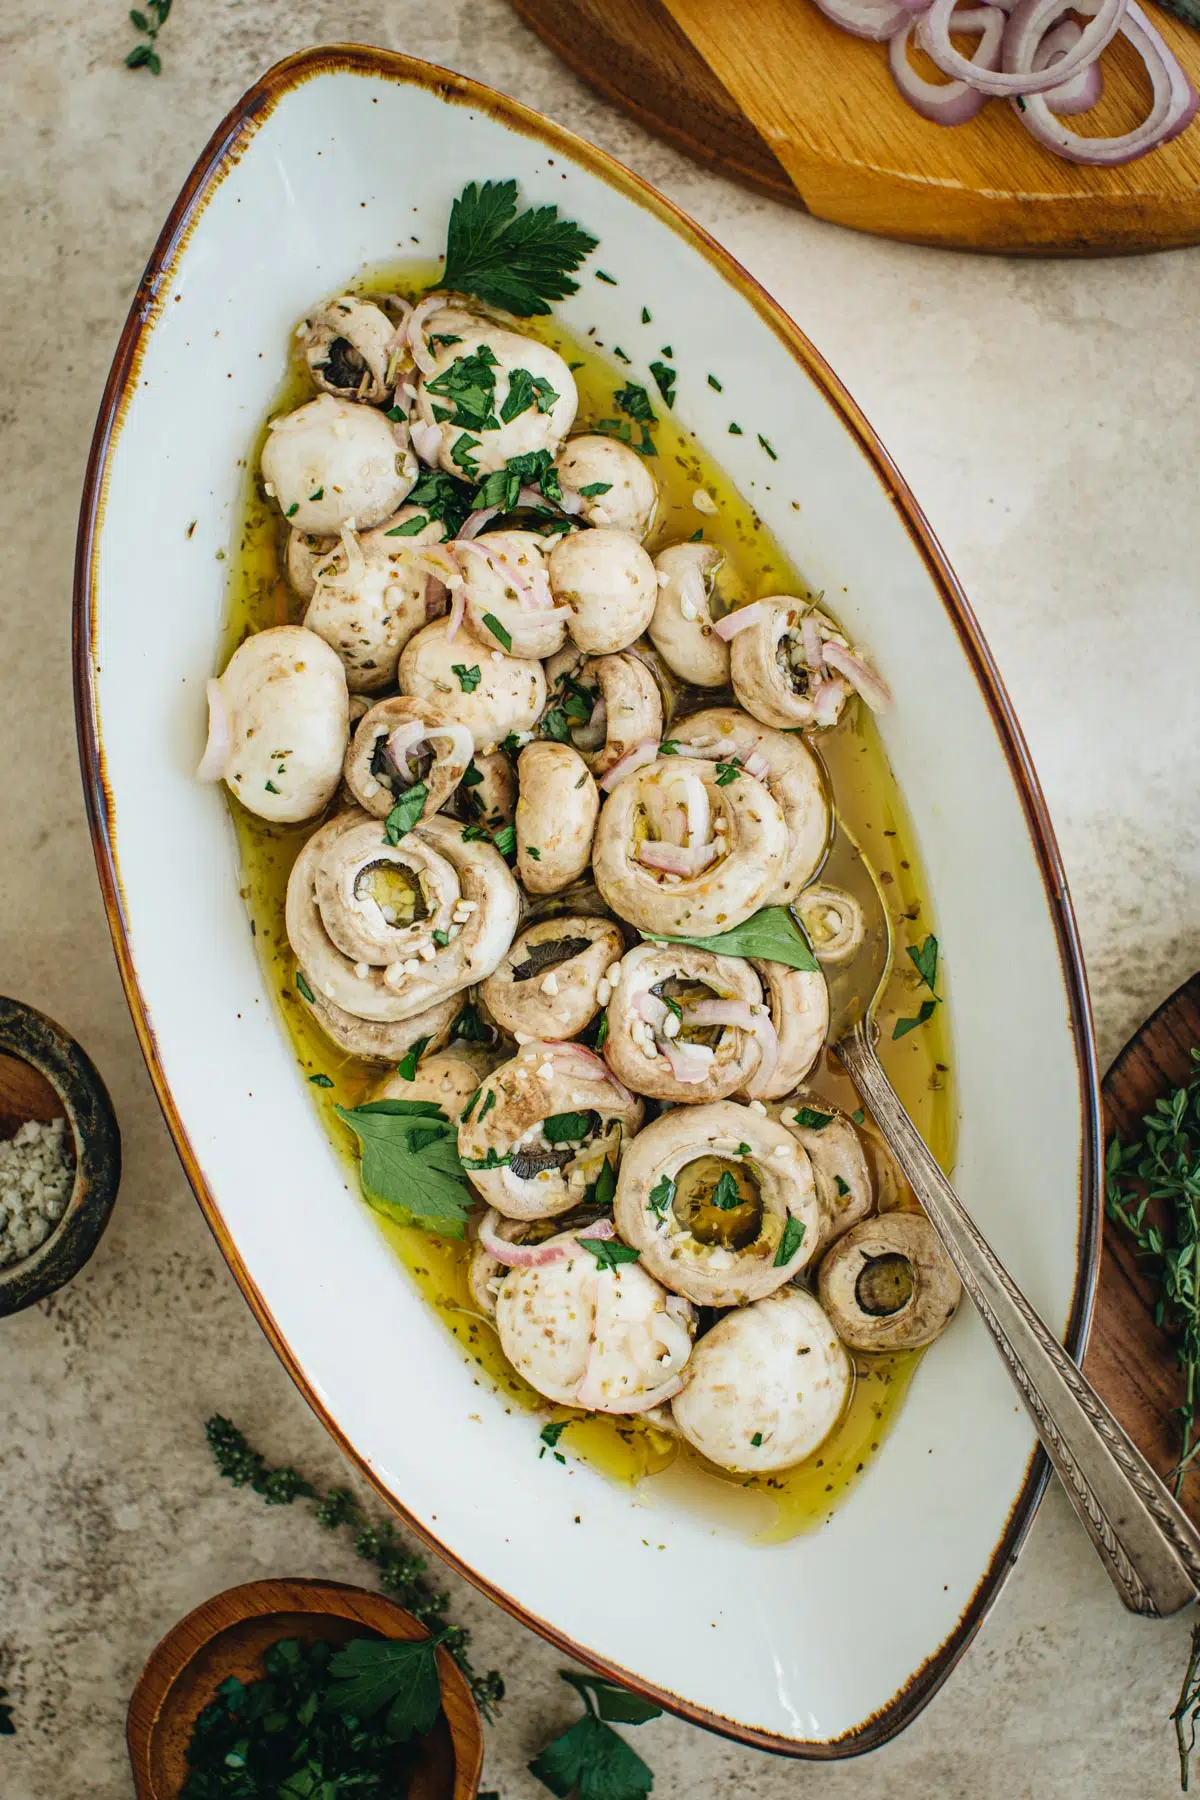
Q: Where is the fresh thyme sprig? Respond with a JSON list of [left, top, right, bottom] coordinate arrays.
[[1174, 1620, 1200, 1791], [204, 1416, 504, 1719], [1104, 1048, 1200, 1494], [125, 0, 170, 74]]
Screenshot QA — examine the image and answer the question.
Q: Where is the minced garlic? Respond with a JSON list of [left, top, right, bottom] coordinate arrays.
[[0, 1117, 75, 1268]]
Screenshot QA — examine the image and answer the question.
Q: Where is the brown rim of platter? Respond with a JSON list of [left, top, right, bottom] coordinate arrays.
[[72, 43, 1103, 1760]]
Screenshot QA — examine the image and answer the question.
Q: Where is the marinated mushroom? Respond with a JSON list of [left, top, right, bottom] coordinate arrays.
[[670, 1288, 852, 1473], [398, 616, 546, 751], [817, 1212, 961, 1351], [778, 1100, 873, 1247], [795, 884, 866, 965], [287, 528, 337, 601], [343, 695, 474, 822], [301, 295, 400, 404], [648, 544, 732, 688], [548, 528, 658, 655], [300, 989, 460, 1067], [304, 512, 450, 692], [261, 394, 414, 534], [668, 707, 829, 905], [458, 1040, 643, 1221], [372, 1043, 494, 1113], [729, 598, 890, 731], [554, 434, 659, 540], [578, 654, 663, 780], [591, 755, 788, 938], [456, 531, 569, 661], [480, 917, 623, 1041], [413, 326, 578, 478], [515, 741, 599, 893], [286, 810, 519, 1023], [454, 749, 516, 831], [603, 942, 769, 1103], [198, 624, 348, 824], [494, 1231, 694, 1411], [614, 1100, 821, 1306], [740, 959, 829, 1100]]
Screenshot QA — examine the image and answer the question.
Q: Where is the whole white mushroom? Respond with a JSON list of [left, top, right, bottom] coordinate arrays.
[[198, 625, 348, 824], [548, 528, 657, 655], [261, 394, 414, 534], [555, 435, 659, 540], [414, 327, 577, 479]]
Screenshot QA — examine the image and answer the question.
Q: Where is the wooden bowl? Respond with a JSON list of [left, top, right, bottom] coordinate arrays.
[[126, 1577, 484, 1800], [0, 995, 121, 1317]]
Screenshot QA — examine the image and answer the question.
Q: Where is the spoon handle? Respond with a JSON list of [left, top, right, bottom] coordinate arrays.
[[836, 1022, 1200, 1618]]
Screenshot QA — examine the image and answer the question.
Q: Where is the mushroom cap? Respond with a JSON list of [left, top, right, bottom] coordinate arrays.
[[648, 543, 732, 688], [261, 394, 413, 533], [303, 514, 449, 693], [817, 1211, 962, 1351], [577, 653, 663, 779], [739, 960, 829, 1101], [372, 1044, 494, 1116], [554, 435, 659, 540], [515, 741, 599, 894], [777, 1100, 873, 1248], [343, 695, 474, 821], [459, 1041, 644, 1221], [667, 707, 829, 905], [603, 941, 766, 1104], [480, 916, 623, 1042], [286, 809, 519, 1023], [495, 1238, 694, 1410], [301, 988, 460, 1067], [457, 532, 568, 662], [287, 528, 337, 600], [591, 756, 789, 938], [729, 597, 854, 732], [614, 1100, 821, 1306], [414, 327, 577, 478], [548, 528, 658, 655], [212, 625, 348, 824], [398, 616, 547, 752], [670, 1288, 852, 1473], [302, 295, 398, 404], [795, 883, 866, 965]]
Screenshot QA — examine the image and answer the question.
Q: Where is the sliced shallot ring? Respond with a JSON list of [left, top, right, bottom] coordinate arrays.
[[810, 0, 915, 37], [410, 418, 444, 465], [478, 1209, 614, 1268], [919, 0, 1126, 93], [712, 601, 763, 642], [446, 586, 466, 642], [662, 1042, 714, 1083], [459, 506, 501, 540], [406, 294, 445, 375], [889, 6, 1005, 125], [821, 641, 892, 712], [600, 740, 660, 791], [1033, 19, 1103, 112], [637, 840, 719, 877], [197, 678, 231, 781], [575, 1355, 685, 1415]]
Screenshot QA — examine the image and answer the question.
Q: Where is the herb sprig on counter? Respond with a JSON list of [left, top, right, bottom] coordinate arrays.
[[125, 0, 170, 73], [441, 179, 599, 317], [204, 1416, 504, 1718], [529, 1671, 660, 1800], [0, 1685, 15, 1736]]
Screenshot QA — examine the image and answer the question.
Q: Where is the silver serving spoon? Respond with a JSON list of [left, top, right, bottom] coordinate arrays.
[[818, 820, 1200, 1617]]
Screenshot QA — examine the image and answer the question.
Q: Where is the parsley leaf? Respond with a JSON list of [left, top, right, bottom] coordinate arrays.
[[424, 344, 500, 431], [893, 999, 938, 1040], [577, 481, 612, 497], [543, 1110, 596, 1144], [453, 1001, 491, 1043], [502, 366, 560, 422], [711, 1170, 741, 1210], [774, 1216, 807, 1266], [907, 934, 939, 994], [453, 663, 482, 692], [835, 1175, 851, 1197], [482, 611, 513, 651], [707, 373, 723, 391], [326, 1634, 444, 1742], [385, 782, 428, 843], [403, 467, 475, 535], [540, 1419, 568, 1451], [580, 1239, 641, 1270], [309, 1072, 334, 1088], [529, 1696, 655, 1800], [560, 1672, 663, 1726], [792, 1106, 832, 1130], [492, 823, 517, 858], [614, 381, 656, 424], [386, 512, 431, 537], [641, 906, 818, 973], [586, 1156, 617, 1209], [442, 179, 599, 317], [335, 1100, 472, 1236], [397, 1037, 430, 1081], [472, 446, 563, 512], [714, 760, 741, 786], [295, 970, 316, 1004], [649, 361, 676, 408], [450, 432, 482, 478]]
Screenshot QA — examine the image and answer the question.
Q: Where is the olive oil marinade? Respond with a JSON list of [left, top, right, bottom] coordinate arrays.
[[221, 273, 955, 1543]]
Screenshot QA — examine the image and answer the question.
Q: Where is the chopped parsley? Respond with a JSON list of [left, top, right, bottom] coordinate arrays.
[[264, 780, 281, 794], [580, 1238, 641, 1270], [710, 1170, 741, 1211], [385, 512, 431, 537], [501, 367, 560, 423], [750, 1431, 763, 1447], [907, 934, 939, 993], [835, 1176, 851, 1197], [308, 1073, 334, 1088], [543, 1110, 595, 1144], [453, 663, 482, 692], [641, 306, 652, 323], [481, 612, 512, 651], [647, 1174, 675, 1219], [539, 1419, 568, 1453], [471, 446, 563, 512], [492, 823, 517, 858], [441, 179, 599, 317], [714, 760, 741, 786], [450, 432, 482, 479], [893, 999, 938, 1040], [595, 269, 618, 284], [477, 1089, 496, 1122], [758, 433, 778, 460], [397, 1036, 431, 1081], [384, 782, 427, 843], [707, 374, 723, 391], [308, 486, 324, 502], [852, 1108, 866, 1126], [793, 1106, 833, 1130], [649, 360, 676, 408], [433, 929, 451, 949], [295, 970, 316, 1004], [284, 502, 299, 517], [658, 739, 681, 756], [462, 1147, 511, 1171], [577, 481, 612, 497], [527, 845, 542, 860], [402, 467, 475, 535], [774, 1216, 807, 1266], [729, 422, 743, 435]]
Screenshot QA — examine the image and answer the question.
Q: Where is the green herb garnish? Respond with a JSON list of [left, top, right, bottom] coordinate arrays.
[[386, 513, 431, 536], [384, 783, 427, 844], [707, 374, 723, 391], [529, 1671, 658, 1799], [492, 823, 517, 858], [335, 1099, 472, 1236], [758, 434, 778, 460], [641, 907, 818, 973], [543, 1110, 595, 1145], [397, 1037, 431, 1082], [710, 1170, 741, 1211], [425, 343, 500, 432], [502, 367, 560, 423], [774, 1216, 806, 1266], [125, 0, 170, 74], [482, 612, 512, 651], [580, 1238, 641, 1270], [835, 1175, 851, 1196], [649, 361, 676, 407], [284, 502, 299, 518], [793, 1107, 833, 1130], [751, 1432, 763, 1447], [714, 761, 741, 786], [595, 269, 618, 285], [540, 1419, 568, 1455], [453, 663, 482, 692], [309, 1073, 334, 1088], [527, 846, 542, 861], [441, 179, 599, 317], [893, 1000, 938, 1040], [295, 970, 316, 1005], [907, 934, 939, 993], [577, 481, 612, 497]]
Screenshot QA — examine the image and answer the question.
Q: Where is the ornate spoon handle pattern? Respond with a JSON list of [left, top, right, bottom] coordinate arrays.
[[838, 1020, 1200, 1619]]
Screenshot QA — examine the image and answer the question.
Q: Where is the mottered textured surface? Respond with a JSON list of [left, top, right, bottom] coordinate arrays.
[[0, 3, 1199, 1796]]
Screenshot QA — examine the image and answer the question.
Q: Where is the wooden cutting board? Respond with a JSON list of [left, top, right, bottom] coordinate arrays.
[[1085, 973, 1200, 1523], [513, 0, 1200, 253]]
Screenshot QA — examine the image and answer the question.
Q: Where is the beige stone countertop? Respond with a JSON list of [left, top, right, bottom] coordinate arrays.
[[2, 3, 1198, 1795]]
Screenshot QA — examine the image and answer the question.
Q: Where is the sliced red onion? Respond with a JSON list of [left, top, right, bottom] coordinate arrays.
[[197, 678, 231, 781], [459, 506, 501, 540], [555, 485, 585, 516], [662, 1040, 715, 1083], [1011, 0, 1193, 161], [811, 675, 851, 728], [680, 999, 759, 1030], [712, 601, 763, 642], [743, 750, 770, 781], [810, 0, 916, 37], [1033, 19, 1103, 113], [926, 0, 1127, 93], [386, 720, 429, 780], [410, 419, 444, 466], [478, 1211, 615, 1270], [747, 1007, 779, 1091], [575, 1352, 686, 1415], [406, 294, 445, 376], [683, 773, 710, 848], [637, 840, 719, 877], [599, 740, 660, 791], [446, 585, 466, 643], [633, 991, 670, 1031], [821, 641, 893, 713], [801, 613, 826, 670], [890, 4, 1005, 123]]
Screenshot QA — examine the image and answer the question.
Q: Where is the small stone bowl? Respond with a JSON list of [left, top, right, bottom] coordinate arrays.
[[126, 1577, 484, 1800], [0, 995, 121, 1317]]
